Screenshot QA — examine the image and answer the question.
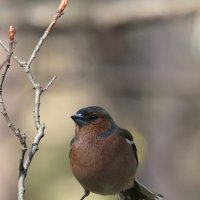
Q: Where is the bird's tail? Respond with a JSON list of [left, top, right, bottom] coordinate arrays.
[[117, 180, 164, 200]]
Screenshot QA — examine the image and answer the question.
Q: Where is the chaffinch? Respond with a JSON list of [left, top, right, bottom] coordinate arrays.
[[69, 106, 163, 200]]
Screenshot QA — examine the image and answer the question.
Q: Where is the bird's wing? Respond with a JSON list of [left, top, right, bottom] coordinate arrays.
[[117, 128, 138, 165]]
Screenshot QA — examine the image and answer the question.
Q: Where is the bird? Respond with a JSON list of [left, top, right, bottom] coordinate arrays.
[[69, 106, 164, 200]]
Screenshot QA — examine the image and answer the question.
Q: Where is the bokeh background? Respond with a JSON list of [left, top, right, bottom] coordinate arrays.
[[1, 0, 200, 200]]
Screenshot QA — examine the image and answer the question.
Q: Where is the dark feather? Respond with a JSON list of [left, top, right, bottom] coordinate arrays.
[[117, 128, 138, 165]]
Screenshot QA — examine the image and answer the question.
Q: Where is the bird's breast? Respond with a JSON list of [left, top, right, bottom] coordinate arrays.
[[69, 133, 138, 195]]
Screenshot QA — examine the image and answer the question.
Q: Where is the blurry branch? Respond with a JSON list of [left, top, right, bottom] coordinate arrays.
[[0, 1, 68, 200], [0, 0, 199, 29]]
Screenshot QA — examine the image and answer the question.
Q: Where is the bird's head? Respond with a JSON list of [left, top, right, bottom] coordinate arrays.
[[71, 106, 116, 134]]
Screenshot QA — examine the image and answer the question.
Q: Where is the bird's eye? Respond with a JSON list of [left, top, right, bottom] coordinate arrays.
[[90, 114, 98, 120]]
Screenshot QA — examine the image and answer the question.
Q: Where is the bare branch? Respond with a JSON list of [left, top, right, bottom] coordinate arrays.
[[0, 1, 69, 200], [24, 124, 45, 171], [0, 53, 11, 70], [25, 0, 69, 71], [17, 1, 68, 200], [0, 39, 25, 66], [0, 28, 28, 200], [0, 26, 24, 142], [42, 75, 57, 92]]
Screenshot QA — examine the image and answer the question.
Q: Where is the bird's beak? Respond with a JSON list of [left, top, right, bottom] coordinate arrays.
[[71, 114, 86, 126]]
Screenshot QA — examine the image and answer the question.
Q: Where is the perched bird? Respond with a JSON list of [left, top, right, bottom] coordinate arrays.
[[69, 106, 163, 200]]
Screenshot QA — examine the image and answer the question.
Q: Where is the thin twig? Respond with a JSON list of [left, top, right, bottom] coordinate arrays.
[[0, 39, 25, 66], [0, 55, 11, 70], [25, 0, 68, 71], [42, 75, 57, 92]]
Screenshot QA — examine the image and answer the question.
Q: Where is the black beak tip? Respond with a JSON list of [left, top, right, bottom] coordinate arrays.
[[71, 115, 76, 120]]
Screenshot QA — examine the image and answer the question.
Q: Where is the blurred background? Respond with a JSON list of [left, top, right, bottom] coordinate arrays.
[[1, 0, 200, 199]]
